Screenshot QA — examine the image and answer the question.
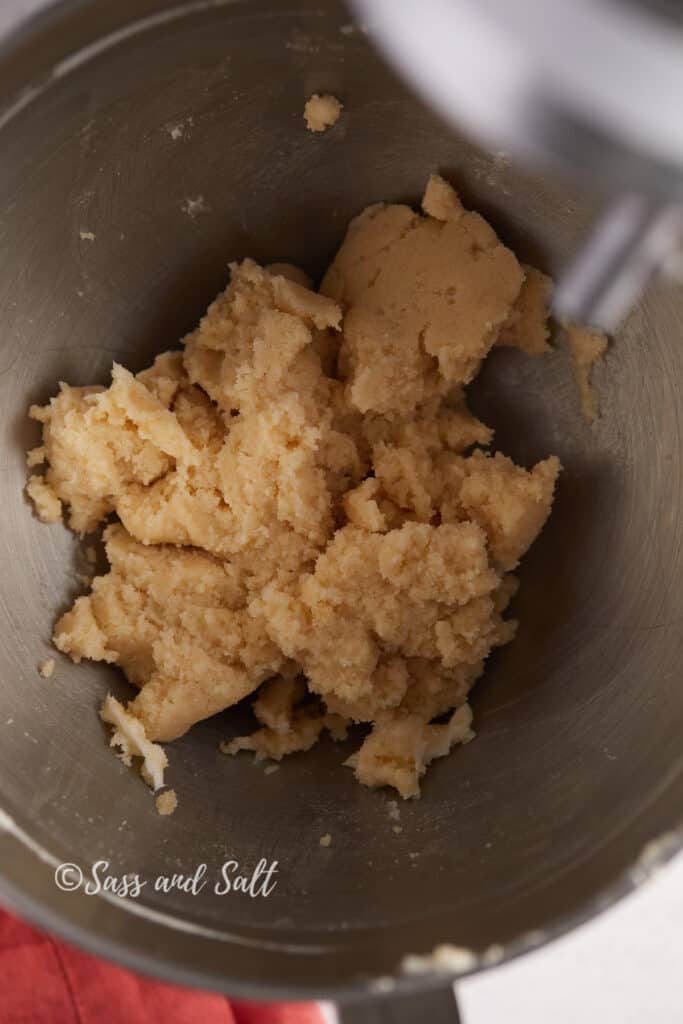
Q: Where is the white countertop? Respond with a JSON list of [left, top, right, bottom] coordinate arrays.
[[458, 851, 683, 1023]]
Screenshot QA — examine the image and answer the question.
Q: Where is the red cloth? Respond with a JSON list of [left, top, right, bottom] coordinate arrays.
[[0, 908, 323, 1024]]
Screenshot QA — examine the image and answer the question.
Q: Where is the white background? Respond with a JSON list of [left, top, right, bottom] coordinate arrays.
[[2, 1, 682, 1020], [458, 853, 683, 1022]]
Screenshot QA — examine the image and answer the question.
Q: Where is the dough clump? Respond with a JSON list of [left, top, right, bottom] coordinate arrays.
[[155, 789, 178, 816], [304, 93, 342, 133], [27, 176, 560, 798]]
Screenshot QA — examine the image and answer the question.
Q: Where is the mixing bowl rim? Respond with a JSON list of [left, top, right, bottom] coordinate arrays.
[[2, 817, 682, 1001]]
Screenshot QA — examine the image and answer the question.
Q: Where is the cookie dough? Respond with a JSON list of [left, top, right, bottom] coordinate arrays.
[[37, 658, 55, 679], [27, 175, 560, 799], [155, 789, 178, 816], [100, 694, 167, 791], [566, 323, 608, 423], [304, 93, 342, 132], [497, 265, 552, 354]]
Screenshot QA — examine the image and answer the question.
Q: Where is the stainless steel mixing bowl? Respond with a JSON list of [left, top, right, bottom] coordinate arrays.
[[1, 1, 683, 1018]]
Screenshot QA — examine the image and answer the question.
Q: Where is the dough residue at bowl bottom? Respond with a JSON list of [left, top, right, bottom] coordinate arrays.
[[26, 175, 561, 800]]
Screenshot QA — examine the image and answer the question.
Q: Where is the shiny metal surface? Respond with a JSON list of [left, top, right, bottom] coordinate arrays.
[[353, 0, 683, 195], [552, 194, 683, 329], [353, 0, 683, 331], [1, 0, 683, 1005]]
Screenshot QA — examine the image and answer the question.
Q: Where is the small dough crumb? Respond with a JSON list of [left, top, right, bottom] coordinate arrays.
[[498, 266, 552, 354], [182, 195, 209, 220], [38, 658, 55, 679], [347, 704, 476, 799], [387, 799, 401, 822], [402, 944, 478, 975], [481, 943, 505, 966], [27, 446, 46, 468], [566, 324, 608, 423], [304, 93, 342, 133], [26, 475, 62, 523], [155, 789, 178, 816], [263, 762, 280, 775], [167, 117, 193, 141], [220, 678, 338, 762], [79, 230, 96, 242], [100, 695, 168, 790], [392, 825, 403, 834], [319, 833, 332, 847]]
